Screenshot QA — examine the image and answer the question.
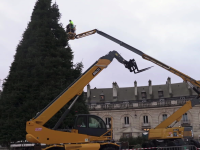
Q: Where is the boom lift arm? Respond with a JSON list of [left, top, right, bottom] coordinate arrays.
[[155, 94, 200, 129], [70, 29, 200, 147], [147, 78, 200, 130], [26, 50, 149, 147], [71, 29, 200, 89], [31, 50, 137, 125], [145, 95, 200, 147]]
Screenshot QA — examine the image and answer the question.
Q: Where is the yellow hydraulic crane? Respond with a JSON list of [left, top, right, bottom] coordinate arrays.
[[68, 29, 200, 147], [26, 50, 151, 150], [145, 95, 200, 147]]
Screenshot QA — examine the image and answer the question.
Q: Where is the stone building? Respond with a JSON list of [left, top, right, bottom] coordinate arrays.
[[86, 77, 200, 141]]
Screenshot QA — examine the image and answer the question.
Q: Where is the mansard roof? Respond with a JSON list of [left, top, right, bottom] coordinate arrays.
[[87, 80, 198, 103]]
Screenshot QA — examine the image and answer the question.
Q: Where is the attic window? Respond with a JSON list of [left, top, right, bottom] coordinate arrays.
[[141, 92, 146, 99], [158, 91, 164, 97], [100, 92, 105, 101], [100, 95, 105, 101]]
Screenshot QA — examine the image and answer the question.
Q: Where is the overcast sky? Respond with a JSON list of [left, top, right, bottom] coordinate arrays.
[[1, 0, 200, 91]]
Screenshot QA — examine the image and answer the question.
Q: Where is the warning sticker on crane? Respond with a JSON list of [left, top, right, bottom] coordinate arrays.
[[35, 128, 42, 131], [92, 67, 101, 76]]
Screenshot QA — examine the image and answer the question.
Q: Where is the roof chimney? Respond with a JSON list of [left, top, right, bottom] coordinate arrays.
[[134, 80, 138, 98], [167, 77, 172, 96], [113, 82, 119, 101], [148, 80, 153, 98]]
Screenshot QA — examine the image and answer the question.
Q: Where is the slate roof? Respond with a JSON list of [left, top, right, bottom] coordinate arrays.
[[90, 88, 113, 103], [87, 80, 198, 103]]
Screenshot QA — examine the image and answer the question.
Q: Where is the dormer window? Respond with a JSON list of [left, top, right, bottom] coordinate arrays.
[[158, 91, 164, 97], [141, 92, 146, 99], [100, 91, 105, 101]]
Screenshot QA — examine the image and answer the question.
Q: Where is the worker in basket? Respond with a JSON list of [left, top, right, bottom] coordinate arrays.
[[66, 20, 76, 34]]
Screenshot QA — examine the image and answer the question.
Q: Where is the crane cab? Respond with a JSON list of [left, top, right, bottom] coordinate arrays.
[[73, 114, 108, 137]]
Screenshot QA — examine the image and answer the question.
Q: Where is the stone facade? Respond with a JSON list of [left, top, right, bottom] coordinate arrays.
[[85, 78, 200, 141]]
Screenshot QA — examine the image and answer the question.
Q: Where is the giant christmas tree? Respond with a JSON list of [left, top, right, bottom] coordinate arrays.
[[0, 0, 88, 145]]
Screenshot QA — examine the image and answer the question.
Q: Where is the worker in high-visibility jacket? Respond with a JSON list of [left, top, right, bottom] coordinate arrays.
[[66, 20, 75, 34], [69, 20, 74, 28], [68, 20, 74, 32]]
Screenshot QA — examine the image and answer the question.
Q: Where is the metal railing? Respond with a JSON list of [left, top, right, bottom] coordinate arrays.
[[177, 100, 188, 105], [101, 104, 114, 109], [157, 100, 171, 106], [181, 120, 191, 124], [122, 145, 197, 150], [157, 145, 197, 150], [142, 122, 151, 127], [87, 98, 194, 111]]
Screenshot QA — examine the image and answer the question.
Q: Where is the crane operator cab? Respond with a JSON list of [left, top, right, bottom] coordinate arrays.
[[73, 114, 108, 137]]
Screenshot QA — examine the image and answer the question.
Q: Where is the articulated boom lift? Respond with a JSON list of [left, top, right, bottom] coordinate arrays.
[[69, 29, 200, 88], [69, 29, 200, 147], [145, 95, 200, 147], [26, 51, 151, 150]]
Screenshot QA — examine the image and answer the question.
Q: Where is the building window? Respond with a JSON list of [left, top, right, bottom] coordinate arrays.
[[141, 92, 147, 99], [124, 116, 129, 124], [100, 95, 105, 101], [105, 117, 111, 128], [158, 91, 164, 97], [183, 113, 188, 121], [143, 115, 148, 123], [162, 114, 167, 121]]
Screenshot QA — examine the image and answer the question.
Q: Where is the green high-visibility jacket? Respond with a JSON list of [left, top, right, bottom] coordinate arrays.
[[70, 21, 74, 25]]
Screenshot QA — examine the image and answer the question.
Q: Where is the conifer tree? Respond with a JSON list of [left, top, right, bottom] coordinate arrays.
[[0, 0, 88, 145]]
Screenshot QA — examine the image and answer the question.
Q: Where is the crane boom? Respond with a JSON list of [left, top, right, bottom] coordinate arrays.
[[155, 97, 200, 129], [31, 51, 138, 125], [75, 29, 144, 56], [26, 50, 151, 146], [73, 29, 200, 89]]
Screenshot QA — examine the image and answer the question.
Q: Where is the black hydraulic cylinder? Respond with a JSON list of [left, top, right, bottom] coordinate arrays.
[[191, 97, 200, 107], [53, 95, 80, 130], [187, 81, 200, 95]]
